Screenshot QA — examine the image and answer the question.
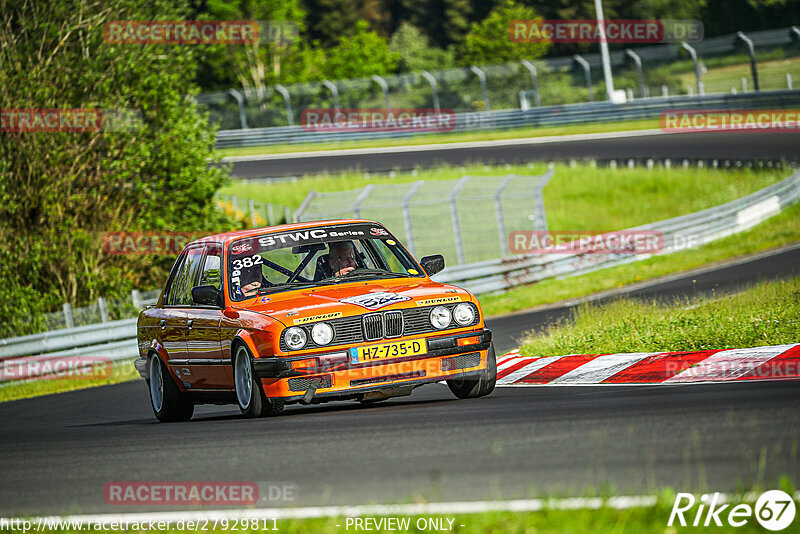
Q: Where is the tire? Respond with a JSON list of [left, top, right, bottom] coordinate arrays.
[[446, 343, 497, 399], [148, 354, 194, 422], [233, 344, 284, 418]]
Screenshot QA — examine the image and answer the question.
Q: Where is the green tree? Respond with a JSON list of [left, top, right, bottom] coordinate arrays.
[[0, 0, 231, 336], [323, 20, 399, 79], [388, 22, 455, 73], [456, 0, 551, 66], [203, 0, 322, 93]]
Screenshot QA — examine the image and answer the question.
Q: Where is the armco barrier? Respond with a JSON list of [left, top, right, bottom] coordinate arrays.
[[432, 168, 800, 293], [2, 168, 798, 380], [215, 90, 800, 149]]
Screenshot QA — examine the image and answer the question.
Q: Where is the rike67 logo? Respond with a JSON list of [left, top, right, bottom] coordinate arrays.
[[669, 490, 796, 531]]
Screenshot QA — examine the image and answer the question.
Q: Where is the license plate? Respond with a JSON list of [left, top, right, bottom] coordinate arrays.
[[350, 339, 426, 364]]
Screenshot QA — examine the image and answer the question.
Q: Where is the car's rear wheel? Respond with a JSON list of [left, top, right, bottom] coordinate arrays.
[[446, 343, 497, 399], [233, 344, 284, 418], [148, 354, 193, 422]]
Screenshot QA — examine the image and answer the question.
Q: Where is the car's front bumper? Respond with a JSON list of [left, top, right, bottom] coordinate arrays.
[[253, 329, 492, 401]]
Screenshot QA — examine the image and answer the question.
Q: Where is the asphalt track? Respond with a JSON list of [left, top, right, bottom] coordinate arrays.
[[1, 245, 798, 517], [228, 130, 800, 178]]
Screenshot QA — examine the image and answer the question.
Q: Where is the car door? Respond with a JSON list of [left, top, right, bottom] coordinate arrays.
[[162, 245, 204, 388], [184, 243, 229, 389]]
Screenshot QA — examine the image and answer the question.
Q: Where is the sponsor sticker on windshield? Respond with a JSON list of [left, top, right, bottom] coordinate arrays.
[[340, 292, 410, 310]]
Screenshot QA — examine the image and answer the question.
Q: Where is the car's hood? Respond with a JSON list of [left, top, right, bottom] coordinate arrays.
[[230, 278, 474, 326]]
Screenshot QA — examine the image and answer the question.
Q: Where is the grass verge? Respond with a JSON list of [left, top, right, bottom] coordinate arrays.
[[519, 274, 800, 358], [0, 361, 139, 404], [220, 162, 785, 232], [480, 200, 800, 317], [214, 119, 660, 157]]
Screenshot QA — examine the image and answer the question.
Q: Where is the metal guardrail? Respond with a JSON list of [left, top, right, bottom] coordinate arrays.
[[203, 27, 800, 131], [2, 168, 798, 380], [433, 168, 800, 293], [215, 90, 800, 149]]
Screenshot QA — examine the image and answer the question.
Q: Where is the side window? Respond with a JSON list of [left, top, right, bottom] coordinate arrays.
[[170, 247, 204, 306], [199, 245, 223, 291], [164, 253, 187, 306]]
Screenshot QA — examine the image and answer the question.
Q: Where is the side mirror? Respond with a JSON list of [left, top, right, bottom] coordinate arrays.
[[192, 285, 223, 307], [419, 254, 445, 276]]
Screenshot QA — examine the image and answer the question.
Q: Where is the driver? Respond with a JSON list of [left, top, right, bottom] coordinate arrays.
[[237, 264, 267, 298], [328, 241, 358, 277]]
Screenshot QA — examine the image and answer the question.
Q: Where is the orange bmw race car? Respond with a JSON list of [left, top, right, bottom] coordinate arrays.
[[135, 220, 495, 422]]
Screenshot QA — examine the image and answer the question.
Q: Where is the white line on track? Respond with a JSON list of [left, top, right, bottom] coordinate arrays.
[[11, 496, 660, 525], [221, 129, 668, 162], [14, 492, 800, 525]]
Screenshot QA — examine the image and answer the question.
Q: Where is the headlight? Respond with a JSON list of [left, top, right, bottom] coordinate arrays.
[[429, 306, 452, 329], [284, 327, 307, 350], [311, 322, 334, 345], [453, 303, 475, 326]]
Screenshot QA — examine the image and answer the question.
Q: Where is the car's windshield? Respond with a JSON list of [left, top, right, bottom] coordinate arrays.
[[227, 223, 423, 301]]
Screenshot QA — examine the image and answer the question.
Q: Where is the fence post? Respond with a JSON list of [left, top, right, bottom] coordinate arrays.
[[62, 303, 74, 329], [131, 289, 142, 310], [294, 190, 317, 222], [227, 89, 248, 129], [249, 199, 258, 228], [494, 175, 516, 257], [352, 185, 375, 218], [274, 84, 294, 126], [267, 203, 276, 226], [788, 73, 793, 90], [680, 42, 703, 95], [421, 71, 440, 113], [573, 55, 593, 102], [231, 195, 239, 213], [98, 297, 109, 323], [402, 181, 424, 256], [736, 32, 759, 92], [520, 60, 541, 107], [322, 80, 340, 111], [284, 206, 292, 224], [469, 66, 491, 111], [624, 49, 646, 98], [371, 75, 390, 111], [449, 177, 470, 264]]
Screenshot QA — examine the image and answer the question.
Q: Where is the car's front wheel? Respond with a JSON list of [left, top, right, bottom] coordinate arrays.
[[446, 343, 497, 399], [233, 344, 284, 418], [148, 354, 194, 422]]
